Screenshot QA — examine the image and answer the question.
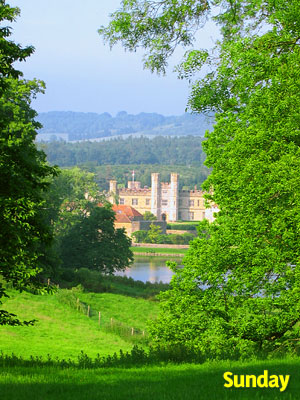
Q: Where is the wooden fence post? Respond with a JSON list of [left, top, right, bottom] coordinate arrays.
[[87, 305, 90, 317], [98, 311, 101, 327], [131, 327, 134, 336]]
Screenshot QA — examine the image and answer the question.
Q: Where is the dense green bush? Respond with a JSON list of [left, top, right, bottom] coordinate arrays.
[[132, 230, 194, 244], [166, 223, 197, 231], [131, 230, 148, 243]]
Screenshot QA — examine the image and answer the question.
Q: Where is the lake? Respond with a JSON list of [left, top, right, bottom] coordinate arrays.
[[115, 256, 182, 283]]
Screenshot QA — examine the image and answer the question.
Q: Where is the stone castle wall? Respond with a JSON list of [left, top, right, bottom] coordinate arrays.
[[109, 173, 217, 222]]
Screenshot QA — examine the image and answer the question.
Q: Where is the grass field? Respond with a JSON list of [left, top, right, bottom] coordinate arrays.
[[0, 289, 158, 359], [1, 289, 300, 400], [130, 246, 188, 255], [76, 291, 158, 331], [1, 358, 299, 400]]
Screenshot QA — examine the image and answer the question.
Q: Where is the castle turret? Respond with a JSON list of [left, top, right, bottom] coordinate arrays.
[[109, 179, 118, 204], [169, 173, 179, 221], [151, 173, 161, 220]]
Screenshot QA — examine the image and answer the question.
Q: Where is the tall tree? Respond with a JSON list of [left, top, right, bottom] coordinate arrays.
[[37, 167, 100, 280], [100, 0, 300, 356], [59, 204, 133, 274], [41, 168, 133, 278], [0, 2, 57, 325]]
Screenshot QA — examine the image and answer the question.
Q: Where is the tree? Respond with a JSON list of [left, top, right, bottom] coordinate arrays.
[[0, 2, 57, 325], [147, 223, 162, 244], [42, 168, 133, 277], [143, 211, 157, 221], [59, 204, 133, 274], [43, 167, 100, 232], [101, 0, 300, 356], [38, 167, 100, 279], [131, 230, 148, 243]]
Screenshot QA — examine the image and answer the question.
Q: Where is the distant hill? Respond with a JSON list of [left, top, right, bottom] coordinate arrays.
[[37, 111, 214, 141]]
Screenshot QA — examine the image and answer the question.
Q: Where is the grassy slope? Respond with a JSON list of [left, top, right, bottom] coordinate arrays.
[[77, 292, 158, 331], [1, 290, 300, 400], [0, 290, 157, 359], [1, 359, 300, 400]]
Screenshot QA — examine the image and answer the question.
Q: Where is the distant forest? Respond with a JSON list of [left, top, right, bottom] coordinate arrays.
[[40, 136, 210, 191], [37, 111, 213, 141], [41, 136, 206, 167]]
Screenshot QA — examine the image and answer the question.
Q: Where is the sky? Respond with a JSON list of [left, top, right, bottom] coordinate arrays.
[[8, 0, 219, 116]]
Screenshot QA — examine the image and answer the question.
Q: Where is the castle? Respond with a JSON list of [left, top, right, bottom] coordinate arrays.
[[109, 172, 218, 222]]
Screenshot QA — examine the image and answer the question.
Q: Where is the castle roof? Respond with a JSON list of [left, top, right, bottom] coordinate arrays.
[[114, 212, 132, 224], [112, 204, 143, 222]]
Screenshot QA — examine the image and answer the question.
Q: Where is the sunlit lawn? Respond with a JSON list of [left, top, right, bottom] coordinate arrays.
[[1, 359, 300, 400]]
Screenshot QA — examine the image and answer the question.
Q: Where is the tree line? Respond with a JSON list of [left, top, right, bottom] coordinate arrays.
[[40, 136, 207, 167]]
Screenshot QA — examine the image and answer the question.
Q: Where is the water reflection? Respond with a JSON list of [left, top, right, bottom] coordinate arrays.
[[116, 256, 182, 284]]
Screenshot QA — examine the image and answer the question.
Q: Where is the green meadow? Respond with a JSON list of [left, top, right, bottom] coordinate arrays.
[[0, 289, 157, 359], [1, 289, 300, 400], [1, 358, 300, 400]]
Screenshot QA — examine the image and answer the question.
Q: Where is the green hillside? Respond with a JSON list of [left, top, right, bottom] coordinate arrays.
[[0, 289, 158, 360], [1, 289, 300, 400]]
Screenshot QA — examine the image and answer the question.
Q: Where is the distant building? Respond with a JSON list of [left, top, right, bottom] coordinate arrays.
[[112, 204, 166, 235], [109, 172, 218, 222]]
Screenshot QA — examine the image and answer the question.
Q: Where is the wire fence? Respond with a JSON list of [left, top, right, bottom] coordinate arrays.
[[56, 289, 148, 344]]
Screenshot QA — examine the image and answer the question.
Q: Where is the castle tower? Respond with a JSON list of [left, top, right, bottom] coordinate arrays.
[[151, 173, 161, 220], [109, 179, 118, 204], [169, 173, 179, 221]]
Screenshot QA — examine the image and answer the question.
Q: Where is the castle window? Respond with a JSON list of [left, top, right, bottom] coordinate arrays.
[[197, 200, 200, 207], [132, 198, 138, 206], [162, 199, 168, 206], [189, 212, 194, 220], [202, 211, 206, 220], [146, 198, 150, 205], [189, 200, 194, 207], [119, 198, 125, 205]]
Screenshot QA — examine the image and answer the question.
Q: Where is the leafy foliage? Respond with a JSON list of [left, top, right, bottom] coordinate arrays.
[[59, 205, 133, 274], [147, 224, 163, 244], [0, 2, 57, 325], [42, 168, 133, 277], [99, 0, 210, 74], [143, 211, 157, 221], [132, 229, 194, 244], [41, 136, 207, 168], [166, 223, 197, 231]]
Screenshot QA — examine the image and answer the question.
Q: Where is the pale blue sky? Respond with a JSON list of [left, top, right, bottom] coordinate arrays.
[[8, 0, 219, 116]]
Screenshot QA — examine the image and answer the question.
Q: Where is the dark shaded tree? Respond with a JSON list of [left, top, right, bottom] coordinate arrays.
[[0, 2, 57, 325], [59, 205, 133, 274]]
